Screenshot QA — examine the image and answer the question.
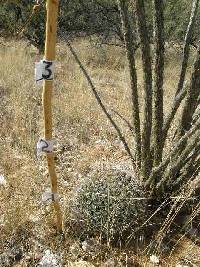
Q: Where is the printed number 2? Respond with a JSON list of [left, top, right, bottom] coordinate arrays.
[[43, 60, 53, 80], [40, 139, 49, 152]]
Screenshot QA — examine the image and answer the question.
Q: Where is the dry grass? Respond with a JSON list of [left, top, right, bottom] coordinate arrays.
[[0, 38, 199, 266]]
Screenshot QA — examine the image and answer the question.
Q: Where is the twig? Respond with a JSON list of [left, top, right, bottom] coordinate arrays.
[[126, 198, 170, 245], [162, 83, 187, 143], [111, 109, 134, 135], [156, 174, 199, 246], [66, 40, 135, 166]]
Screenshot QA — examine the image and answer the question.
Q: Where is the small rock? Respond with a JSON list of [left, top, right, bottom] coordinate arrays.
[[150, 255, 160, 264], [39, 249, 61, 267], [0, 175, 7, 186], [67, 260, 95, 267]]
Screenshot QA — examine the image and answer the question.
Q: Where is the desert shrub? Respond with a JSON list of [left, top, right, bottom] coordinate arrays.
[[2, 0, 199, 52], [69, 171, 147, 242]]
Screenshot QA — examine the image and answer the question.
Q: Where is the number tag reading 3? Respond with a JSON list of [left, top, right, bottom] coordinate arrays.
[[35, 60, 54, 82]]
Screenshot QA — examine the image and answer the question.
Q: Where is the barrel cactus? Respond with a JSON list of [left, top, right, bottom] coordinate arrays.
[[69, 171, 147, 241]]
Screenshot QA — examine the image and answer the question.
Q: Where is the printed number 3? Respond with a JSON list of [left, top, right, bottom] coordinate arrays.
[[43, 60, 53, 80]]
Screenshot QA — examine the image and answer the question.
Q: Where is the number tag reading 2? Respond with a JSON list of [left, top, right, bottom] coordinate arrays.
[[35, 60, 54, 82], [36, 138, 54, 158]]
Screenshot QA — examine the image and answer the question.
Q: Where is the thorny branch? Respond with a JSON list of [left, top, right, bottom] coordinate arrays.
[[152, 0, 165, 166], [66, 40, 135, 166], [162, 0, 199, 145], [146, 116, 200, 188], [135, 0, 153, 180], [118, 0, 141, 168]]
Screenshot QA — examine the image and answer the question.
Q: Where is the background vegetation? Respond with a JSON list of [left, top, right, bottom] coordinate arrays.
[[1, 37, 199, 267], [1, 0, 200, 50], [0, 0, 200, 266]]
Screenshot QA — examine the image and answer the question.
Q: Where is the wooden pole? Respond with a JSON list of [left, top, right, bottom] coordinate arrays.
[[43, 0, 62, 232]]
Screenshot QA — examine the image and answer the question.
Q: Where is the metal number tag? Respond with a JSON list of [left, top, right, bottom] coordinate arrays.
[[35, 60, 54, 82]]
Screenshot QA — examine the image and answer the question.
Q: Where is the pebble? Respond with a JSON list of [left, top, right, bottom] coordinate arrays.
[[150, 255, 160, 264], [67, 260, 95, 267], [0, 175, 7, 186]]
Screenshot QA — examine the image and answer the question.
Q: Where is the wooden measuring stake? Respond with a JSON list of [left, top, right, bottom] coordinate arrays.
[[43, 0, 62, 232]]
